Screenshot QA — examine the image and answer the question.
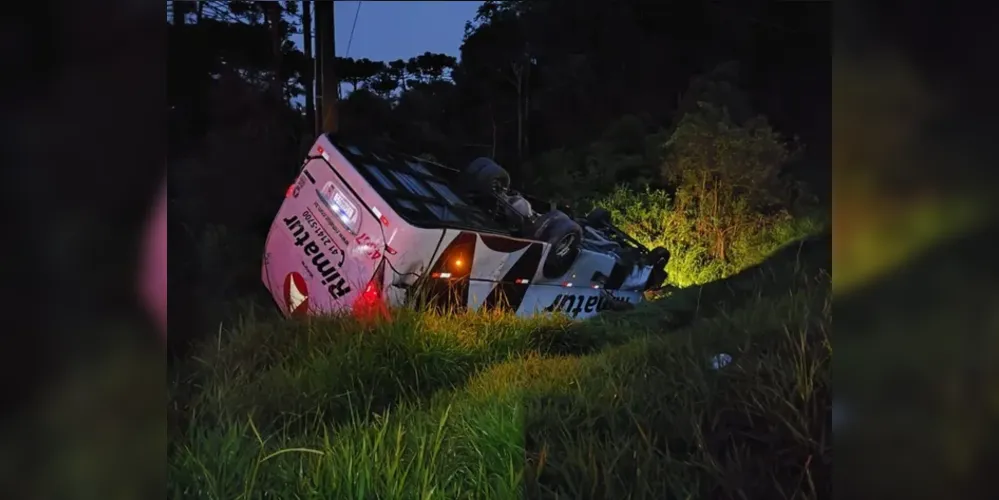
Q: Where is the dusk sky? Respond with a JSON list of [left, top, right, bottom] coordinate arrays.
[[288, 2, 481, 74], [330, 1, 482, 61], [286, 1, 483, 100]]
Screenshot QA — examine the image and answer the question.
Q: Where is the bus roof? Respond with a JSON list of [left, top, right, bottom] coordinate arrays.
[[325, 135, 509, 234]]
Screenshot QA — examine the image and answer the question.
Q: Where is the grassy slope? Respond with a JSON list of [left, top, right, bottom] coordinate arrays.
[[168, 231, 831, 499]]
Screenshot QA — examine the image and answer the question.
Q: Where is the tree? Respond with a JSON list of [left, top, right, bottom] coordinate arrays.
[[355, 59, 388, 89], [386, 59, 409, 93], [338, 57, 386, 92], [670, 61, 753, 131], [406, 52, 458, 84], [662, 101, 797, 264], [262, 2, 285, 102], [460, 3, 540, 177], [368, 72, 399, 99]]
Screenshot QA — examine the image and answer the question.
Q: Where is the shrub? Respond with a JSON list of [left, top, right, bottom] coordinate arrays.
[[583, 95, 822, 287], [527, 72, 821, 287], [595, 183, 819, 287]]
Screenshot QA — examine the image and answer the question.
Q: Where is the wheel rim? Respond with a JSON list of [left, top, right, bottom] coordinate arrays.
[[555, 234, 576, 257]]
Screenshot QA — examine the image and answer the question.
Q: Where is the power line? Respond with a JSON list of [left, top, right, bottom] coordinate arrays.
[[345, 1, 362, 58]]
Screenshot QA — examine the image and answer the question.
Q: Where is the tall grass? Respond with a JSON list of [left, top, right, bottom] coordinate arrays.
[[169, 259, 830, 499]]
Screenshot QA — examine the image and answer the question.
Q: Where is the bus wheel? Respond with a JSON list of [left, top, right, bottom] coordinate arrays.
[[644, 246, 671, 290], [464, 157, 511, 196], [534, 211, 582, 279], [585, 207, 612, 227]]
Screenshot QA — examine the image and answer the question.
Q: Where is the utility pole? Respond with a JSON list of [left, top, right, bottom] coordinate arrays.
[[303, 1, 316, 136], [315, 0, 339, 135]]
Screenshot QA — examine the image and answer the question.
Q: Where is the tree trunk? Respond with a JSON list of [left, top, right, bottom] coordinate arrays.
[[513, 63, 523, 167], [315, 0, 339, 134], [172, 0, 189, 26], [302, 1, 315, 136], [712, 186, 721, 260], [717, 229, 726, 262], [489, 103, 497, 159], [523, 61, 530, 160], [264, 3, 284, 104], [699, 171, 708, 236], [516, 99, 522, 164]]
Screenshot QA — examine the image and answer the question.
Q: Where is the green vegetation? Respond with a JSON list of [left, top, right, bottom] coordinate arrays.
[[167, 2, 830, 497], [167, 68, 830, 497], [594, 185, 821, 287], [530, 89, 823, 287], [169, 232, 831, 499], [168, 43, 830, 500]]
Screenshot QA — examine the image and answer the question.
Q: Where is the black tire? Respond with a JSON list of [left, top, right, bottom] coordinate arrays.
[[586, 207, 612, 227], [644, 246, 670, 290], [648, 246, 670, 267], [532, 211, 583, 279], [463, 157, 511, 195]]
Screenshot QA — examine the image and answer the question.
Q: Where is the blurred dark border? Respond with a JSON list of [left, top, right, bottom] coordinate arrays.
[[0, 0, 165, 497], [836, 1, 999, 499], [838, 0, 999, 194]]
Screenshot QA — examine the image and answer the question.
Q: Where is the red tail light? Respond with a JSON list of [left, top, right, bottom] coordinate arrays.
[[353, 259, 389, 322], [357, 282, 380, 305], [285, 183, 296, 198]]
